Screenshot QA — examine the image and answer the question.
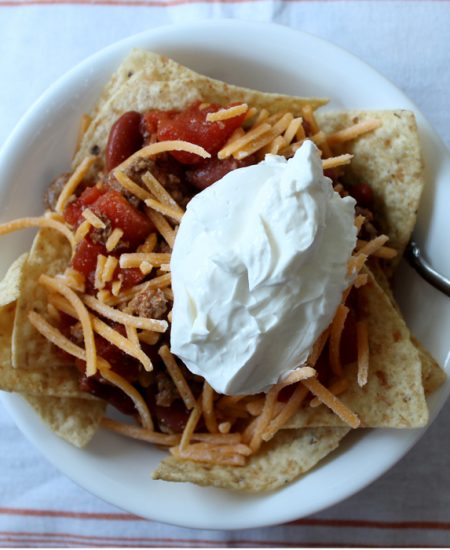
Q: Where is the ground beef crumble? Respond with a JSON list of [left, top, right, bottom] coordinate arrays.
[[155, 371, 178, 407], [122, 287, 168, 319], [44, 173, 71, 211]]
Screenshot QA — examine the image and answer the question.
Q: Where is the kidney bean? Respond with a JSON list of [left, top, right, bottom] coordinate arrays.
[[105, 111, 143, 171]]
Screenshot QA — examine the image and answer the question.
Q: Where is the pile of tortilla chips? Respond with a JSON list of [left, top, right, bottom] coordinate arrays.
[[0, 50, 445, 492]]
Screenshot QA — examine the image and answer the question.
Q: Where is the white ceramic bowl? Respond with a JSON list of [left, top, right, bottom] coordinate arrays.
[[1, 20, 449, 530]]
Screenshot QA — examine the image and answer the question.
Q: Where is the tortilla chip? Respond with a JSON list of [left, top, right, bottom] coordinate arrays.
[[412, 337, 446, 395], [12, 228, 72, 370], [0, 363, 98, 397], [0, 302, 16, 368], [25, 394, 105, 447], [368, 262, 446, 394], [74, 49, 327, 167], [285, 270, 428, 429], [317, 110, 425, 270], [153, 427, 349, 492], [0, 255, 96, 399], [0, 261, 104, 447], [0, 253, 28, 308]]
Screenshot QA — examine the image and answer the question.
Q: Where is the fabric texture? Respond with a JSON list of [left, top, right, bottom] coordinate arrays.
[[0, 0, 449, 546]]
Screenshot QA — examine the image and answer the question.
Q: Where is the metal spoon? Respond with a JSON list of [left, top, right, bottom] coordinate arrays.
[[405, 241, 450, 298]]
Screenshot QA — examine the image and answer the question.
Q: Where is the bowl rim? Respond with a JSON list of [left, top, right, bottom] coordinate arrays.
[[1, 18, 449, 530]]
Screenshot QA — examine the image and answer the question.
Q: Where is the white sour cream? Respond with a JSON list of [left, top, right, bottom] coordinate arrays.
[[170, 140, 357, 395]]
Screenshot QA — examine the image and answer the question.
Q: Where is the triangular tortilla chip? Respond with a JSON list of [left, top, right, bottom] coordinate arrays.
[[317, 110, 425, 270], [24, 394, 105, 448], [12, 228, 72, 371], [285, 270, 428, 429], [153, 427, 349, 492], [368, 261, 446, 394], [0, 273, 104, 447], [0, 232, 96, 399], [74, 49, 327, 167], [0, 253, 28, 308]]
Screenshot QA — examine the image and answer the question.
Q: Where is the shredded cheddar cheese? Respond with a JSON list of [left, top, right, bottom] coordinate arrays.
[[55, 155, 96, 214], [206, 103, 248, 122]]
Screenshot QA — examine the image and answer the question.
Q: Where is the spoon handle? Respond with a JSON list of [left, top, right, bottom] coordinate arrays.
[[405, 241, 450, 298]]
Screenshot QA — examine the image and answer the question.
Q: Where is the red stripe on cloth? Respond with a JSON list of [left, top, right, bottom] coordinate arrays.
[[0, 507, 140, 521], [0, 538, 445, 549], [290, 518, 450, 531], [2, 508, 450, 531], [0, 536, 383, 548]]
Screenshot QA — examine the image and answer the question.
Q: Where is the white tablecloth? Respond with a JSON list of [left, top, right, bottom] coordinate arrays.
[[1, 0, 449, 546]]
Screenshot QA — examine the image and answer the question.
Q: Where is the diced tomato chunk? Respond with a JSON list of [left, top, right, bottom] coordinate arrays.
[[91, 189, 153, 248], [118, 267, 146, 289], [142, 101, 247, 165], [71, 238, 106, 290], [71, 238, 146, 293], [150, 399, 190, 433], [63, 186, 106, 227]]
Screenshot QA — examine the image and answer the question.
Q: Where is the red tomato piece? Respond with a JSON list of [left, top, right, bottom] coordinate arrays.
[[71, 238, 106, 290], [118, 266, 146, 289], [63, 186, 106, 227], [152, 400, 190, 433], [91, 189, 153, 248], [144, 101, 247, 165]]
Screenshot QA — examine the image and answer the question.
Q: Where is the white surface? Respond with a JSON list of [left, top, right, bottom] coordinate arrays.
[[0, 19, 449, 531]]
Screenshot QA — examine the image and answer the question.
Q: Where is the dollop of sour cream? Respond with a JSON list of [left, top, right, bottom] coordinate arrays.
[[170, 140, 357, 395]]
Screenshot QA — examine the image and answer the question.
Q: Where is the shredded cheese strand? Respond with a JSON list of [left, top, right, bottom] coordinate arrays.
[[249, 387, 279, 452], [83, 294, 168, 333], [206, 103, 248, 122], [99, 366, 153, 430], [144, 197, 183, 223], [114, 140, 210, 173], [119, 252, 171, 269], [145, 209, 176, 249], [49, 293, 152, 372], [27, 311, 109, 370], [302, 378, 360, 428], [0, 216, 76, 249], [356, 320, 370, 387], [357, 238, 397, 259], [310, 378, 349, 408], [274, 366, 317, 389], [101, 418, 179, 446], [322, 154, 353, 170], [105, 227, 124, 252], [114, 171, 151, 202], [202, 381, 218, 434], [327, 119, 381, 145], [39, 274, 97, 377], [55, 155, 96, 214], [158, 345, 196, 410], [82, 208, 105, 229], [141, 172, 184, 215], [329, 304, 349, 377], [262, 384, 309, 442], [308, 327, 331, 367], [179, 403, 202, 450]]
